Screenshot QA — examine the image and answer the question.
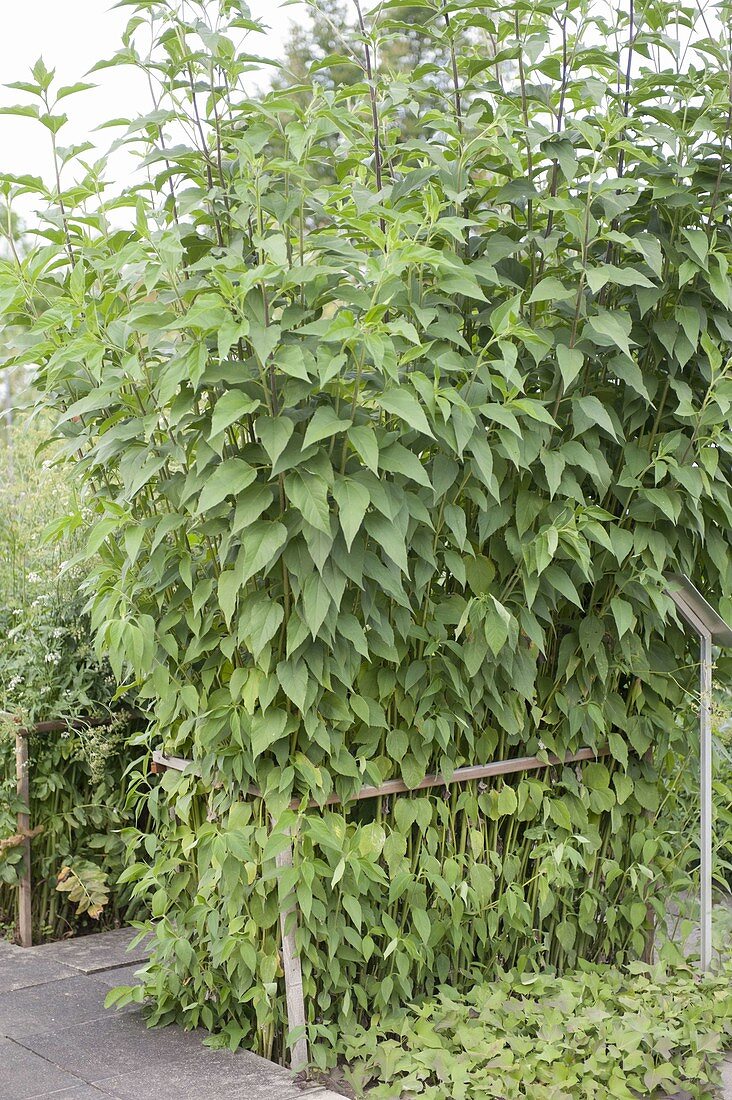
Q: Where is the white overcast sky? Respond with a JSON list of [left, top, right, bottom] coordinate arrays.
[[0, 1, 303, 190]]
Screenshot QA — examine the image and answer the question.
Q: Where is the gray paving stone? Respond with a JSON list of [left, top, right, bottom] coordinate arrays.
[[0, 1037, 85, 1100], [27, 928, 152, 975], [0, 974, 132, 1040], [721, 1054, 732, 1098], [94, 1053, 317, 1100], [17, 1010, 344, 1099], [28, 1089, 108, 1099], [19, 1009, 246, 1082], [0, 951, 77, 994], [91, 964, 146, 990]]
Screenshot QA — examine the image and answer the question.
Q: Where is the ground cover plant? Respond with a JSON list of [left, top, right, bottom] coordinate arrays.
[[1, 0, 732, 1071], [0, 421, 147, 941], [339, 963, 732, 1099]]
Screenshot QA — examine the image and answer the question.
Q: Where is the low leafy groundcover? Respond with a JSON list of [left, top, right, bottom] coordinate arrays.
[[334, 964, 732, 1100]]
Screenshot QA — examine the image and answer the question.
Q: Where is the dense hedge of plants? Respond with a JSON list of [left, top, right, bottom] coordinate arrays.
[[2, 0, 732, 1064], [0, 422, 147, 940]]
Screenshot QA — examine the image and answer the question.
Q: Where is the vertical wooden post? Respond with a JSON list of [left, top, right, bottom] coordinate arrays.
[[274, 829, 308, 1071], [15, 727, 32, 948], [641, 744, 655, 965]]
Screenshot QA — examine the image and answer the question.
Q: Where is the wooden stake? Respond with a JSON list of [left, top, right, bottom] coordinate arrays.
[[274, 830, 308, 1071], [15, 728, 32, 948]]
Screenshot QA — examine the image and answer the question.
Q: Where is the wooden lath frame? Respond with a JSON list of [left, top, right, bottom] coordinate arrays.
[[150, 743, 610, 1069]]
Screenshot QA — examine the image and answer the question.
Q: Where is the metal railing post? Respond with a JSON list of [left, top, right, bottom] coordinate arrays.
[[699, 631, 713, 972]]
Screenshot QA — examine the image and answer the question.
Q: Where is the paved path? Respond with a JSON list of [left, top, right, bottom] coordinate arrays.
[[0, 930, 341, 1100]]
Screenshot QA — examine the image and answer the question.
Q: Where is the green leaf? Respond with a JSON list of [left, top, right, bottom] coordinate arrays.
[[277, 658, 309, 711], [556, 345, 584, 390], [303, 406, 352, 448], [232, 485, 273, 534], [239, 594, 284, 660], [250, 708, 288, 758], [257, 416, 294, 466], [0, 104, 40, 119], [209, 391, 260, 439], [497, 784, 518, 816], [348, 425, 379, 474], [585, 310, 634, 358], [573, 396, 620, 441], [400, 754, 427, 789], [285, 470, 331, 534], [483, 596, 512, 656], [332, 477, 370, 551], [301, 573, 332, 638], [379, 441, 433, 489], [613, 773, 634, 805], [412, 908, 431, 944], [608, 731, 628, 770], [365, 512, 409, 574], [57, 82, 98, 100], [377, 387, 434, 438], [511, 399, 558, 428], [196, 459, 257, 513], [610, 597, 635, 639], [236, 521, 288, 586], [549, 799, 573, 831], [218, 569, 241, 628], [343, 894, 362, 930], [611, 355, 652, 402], [528, 276, 574, 303], [585, 265, 654, 293]]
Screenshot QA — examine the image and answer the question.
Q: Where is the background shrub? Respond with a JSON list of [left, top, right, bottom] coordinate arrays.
[[0, 420, 148, 941]]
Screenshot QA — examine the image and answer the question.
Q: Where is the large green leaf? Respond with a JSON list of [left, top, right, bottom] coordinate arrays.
[[196, 459, 257, 513], [332, 477, 370, 551]]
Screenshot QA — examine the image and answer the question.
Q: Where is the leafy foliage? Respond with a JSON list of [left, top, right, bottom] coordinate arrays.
[[0, 421, 148, 941], [0, 419, 114, 723], [339, 963, 732, 1099], [1, 0, 732, 1064]]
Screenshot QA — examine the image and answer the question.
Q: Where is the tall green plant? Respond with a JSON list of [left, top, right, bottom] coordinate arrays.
[[2, 0, 732, 1064]]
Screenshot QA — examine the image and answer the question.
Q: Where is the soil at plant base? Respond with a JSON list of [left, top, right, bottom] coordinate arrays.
[[300, 1067, 355, 1098]]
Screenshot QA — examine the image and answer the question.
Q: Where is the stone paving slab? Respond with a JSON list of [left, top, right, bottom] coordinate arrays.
[[91, 964, 145, 989], [0, 974, 133, 1040], [723, 1058, 732, 1096], [19, 1012, 273, 1084], [92, 1045, 326, 1100], [0, 928, 344, 1100], [0, 950, 77, 994], [32, 1090, 110, 1099], [27, 928, 152, 975], [0, 1037, 84, 1100]]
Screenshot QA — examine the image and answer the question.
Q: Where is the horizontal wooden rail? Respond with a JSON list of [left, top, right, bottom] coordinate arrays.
[[152, 740, 611, 1070], [1, 712, 114, 737], [151, 745, 610, 807], [0, 825, 44, 853]]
